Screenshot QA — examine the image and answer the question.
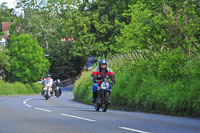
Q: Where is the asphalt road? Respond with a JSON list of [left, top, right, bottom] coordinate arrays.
[[0, 85, 200, 133]]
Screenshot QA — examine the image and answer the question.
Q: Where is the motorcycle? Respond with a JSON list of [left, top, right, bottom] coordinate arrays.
[[54, 86, 61, 98], [95, 78, 112, 112], [43, 80, 53, 100]]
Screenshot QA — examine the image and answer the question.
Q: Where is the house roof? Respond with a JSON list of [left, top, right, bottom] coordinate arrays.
[[2, 22, 13, 31], [1, 35, 9, 39]]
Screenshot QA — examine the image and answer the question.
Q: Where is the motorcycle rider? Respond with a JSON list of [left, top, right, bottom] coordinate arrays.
[[41, 74, 54, 96], [54, 79, 63, 96], [91, 59, 115, 103]]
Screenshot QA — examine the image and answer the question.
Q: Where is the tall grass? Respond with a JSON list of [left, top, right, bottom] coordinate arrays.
[[74, 49, 200, 116], [0, 80, 42, 95]]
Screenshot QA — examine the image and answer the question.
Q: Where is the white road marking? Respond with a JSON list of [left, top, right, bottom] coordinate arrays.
[[60, 113, 97, 122], [23, 98, 52, 112], [119, 127, 150, 133], [25, 104, 32, 107], [35, 107, 52, 112], [23, 97, 95, 123], [23, 98, 32, 107]]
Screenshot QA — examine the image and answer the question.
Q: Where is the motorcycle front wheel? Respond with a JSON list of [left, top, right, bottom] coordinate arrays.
[[55, 91, 59, 98], [45, 95, 49, 100], [102, 91, 109, 112]]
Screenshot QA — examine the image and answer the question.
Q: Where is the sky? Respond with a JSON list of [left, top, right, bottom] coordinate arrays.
[[0, 0, 17, 9]]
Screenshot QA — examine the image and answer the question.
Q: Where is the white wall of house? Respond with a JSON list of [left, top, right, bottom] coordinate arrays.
[[0, 37, 6, 46]]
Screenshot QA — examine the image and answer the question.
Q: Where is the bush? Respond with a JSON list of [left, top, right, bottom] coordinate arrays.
[[0, 80, 42, 95], [74, 71, 93, 104], [30, 82, 43, 93], [157, 48, 187, 81]]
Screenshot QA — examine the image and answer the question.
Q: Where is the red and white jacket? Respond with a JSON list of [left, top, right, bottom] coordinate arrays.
[[42, 77, 53, 87], [92, 66, 115, 84]]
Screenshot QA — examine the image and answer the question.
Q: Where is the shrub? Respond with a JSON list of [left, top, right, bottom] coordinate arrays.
[[0, 80, 42, 95]]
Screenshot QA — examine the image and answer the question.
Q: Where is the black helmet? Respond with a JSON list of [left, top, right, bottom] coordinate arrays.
[[46, 74, 51, 77], [99, 59, 107, 65]]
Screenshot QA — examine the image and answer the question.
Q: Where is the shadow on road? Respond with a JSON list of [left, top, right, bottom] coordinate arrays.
[[62, 84, 74, 92], [31, 98, 46, 101], [40, 105, 85, 109], [76, 109, 97, 112]]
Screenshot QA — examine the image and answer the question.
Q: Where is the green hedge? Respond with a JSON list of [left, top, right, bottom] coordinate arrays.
[[0, 80, 42, 95], [74, 48, 200, 116]]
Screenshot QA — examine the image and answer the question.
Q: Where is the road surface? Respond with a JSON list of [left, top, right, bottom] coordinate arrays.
[[0, 85, 200, 133]]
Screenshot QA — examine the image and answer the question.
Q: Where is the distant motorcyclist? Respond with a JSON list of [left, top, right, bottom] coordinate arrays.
[[41, 74, 54, 96], [54, 79, 63, 96], [91, 59, 115, 103]]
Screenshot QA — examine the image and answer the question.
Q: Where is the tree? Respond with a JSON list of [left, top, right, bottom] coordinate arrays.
[[115, 2, 165, 52], [8, 34, 50, 83], [0, 2, 15, 32], [115, 1, 200, 52], [0, 44, 10, 80], [9, 0, 80, 79]]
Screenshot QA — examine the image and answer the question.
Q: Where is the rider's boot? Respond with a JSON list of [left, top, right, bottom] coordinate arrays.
[[41, 89, 44, 95], [41, 88, 43, 95], [42, 90, 45, 97], [92, 92, 97, 103], [108, 92, 112, 106], [59, 89, 62, 96], [50, 88, 53, 96]]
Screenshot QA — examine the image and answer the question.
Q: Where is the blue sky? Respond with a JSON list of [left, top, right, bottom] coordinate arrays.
[[0, 0, 17, 8]]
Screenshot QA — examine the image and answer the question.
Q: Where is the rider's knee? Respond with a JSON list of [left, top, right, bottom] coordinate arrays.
[[92, 83, 99, 92]]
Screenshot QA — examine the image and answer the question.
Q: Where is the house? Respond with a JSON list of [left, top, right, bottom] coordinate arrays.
[[1, 22, 13, 39], [0, 37, 6, 47]]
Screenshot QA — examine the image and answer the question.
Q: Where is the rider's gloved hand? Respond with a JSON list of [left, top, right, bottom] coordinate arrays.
[[112, 80, 115, 85]]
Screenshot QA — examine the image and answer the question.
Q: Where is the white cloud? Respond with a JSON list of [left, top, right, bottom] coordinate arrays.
[[0, 0, 17, 8]]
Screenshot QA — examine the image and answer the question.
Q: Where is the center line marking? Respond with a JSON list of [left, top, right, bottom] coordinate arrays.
[[25, 104, 32, 107], [119, 127, 150, 133], [23, 98, 32, 107], [60, 113, 97, 122], [35, 107, 52, 112]]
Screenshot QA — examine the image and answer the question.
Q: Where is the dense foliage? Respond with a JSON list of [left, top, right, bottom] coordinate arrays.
[[116, 1, 199, 52], [8, 34, 49, 83], [0, 2, 16, 32], [0, 0, 199, 112], [2, 0, 198, 80], [0, 44, 10, 79]]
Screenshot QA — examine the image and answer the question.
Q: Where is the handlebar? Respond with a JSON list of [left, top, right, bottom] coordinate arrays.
[[94, 80, 114, 85]]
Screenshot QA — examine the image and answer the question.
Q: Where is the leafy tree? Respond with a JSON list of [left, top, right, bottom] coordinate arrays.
[[0, 44, 10, 80], [10, 0, 79, 79], [115, 1, 200, 52], [76, 0, 133, 56], [115, 2, 166, 52], [0, 2, 15, 32], [8, 34, 50, 83], [7, 0, 199, 80]]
